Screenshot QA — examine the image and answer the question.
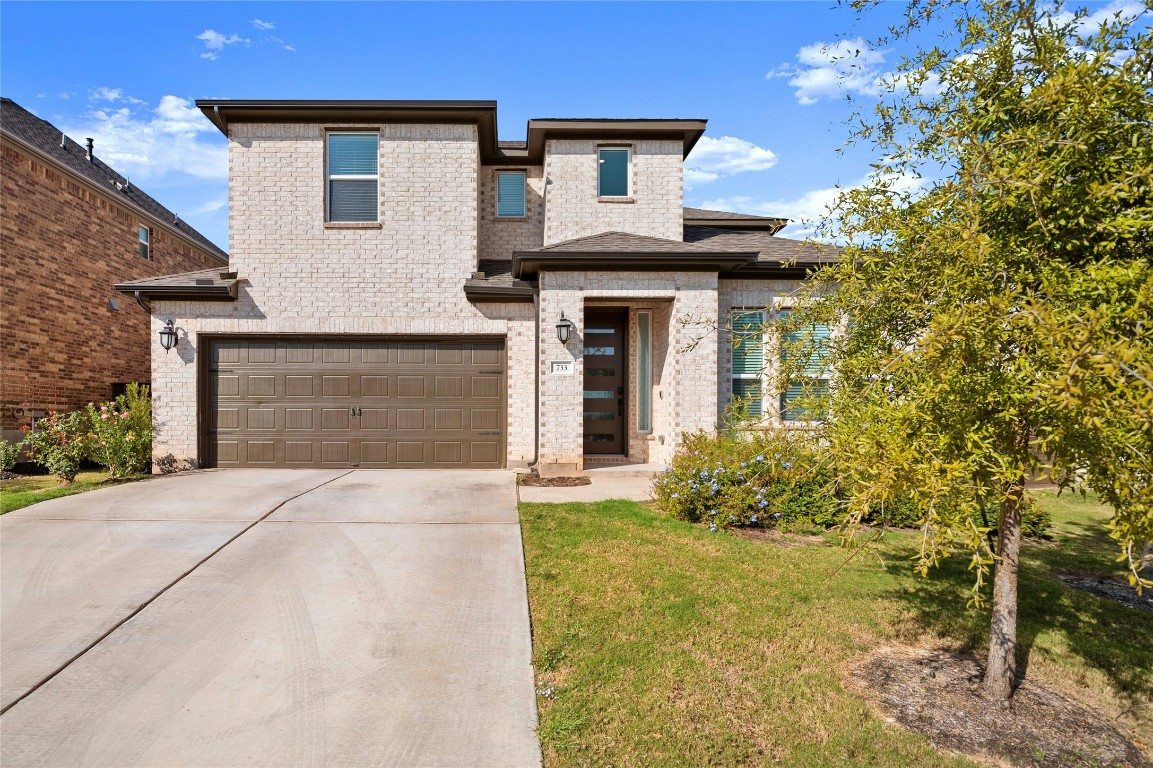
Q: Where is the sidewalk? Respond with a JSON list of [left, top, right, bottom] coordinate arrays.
[[517, 464, 665, 504]]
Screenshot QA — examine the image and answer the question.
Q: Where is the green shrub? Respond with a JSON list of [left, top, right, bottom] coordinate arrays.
[[86, 383, 152, 478], [20, 411, 91, 483], [651, 429, 836, 531], [863, 494, 1050, 538], [0, 439, 21, 472]]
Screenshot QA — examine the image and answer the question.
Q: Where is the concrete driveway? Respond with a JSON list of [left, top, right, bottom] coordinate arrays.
[[0, 469, 540, 767]]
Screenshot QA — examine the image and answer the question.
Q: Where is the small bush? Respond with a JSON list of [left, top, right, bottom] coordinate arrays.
[[863, 494, 1050, 538], [1, 439, 21, 472], [20, 411, 91, 483], [86, 383, 152, 478], [652, 429, 836, 531]]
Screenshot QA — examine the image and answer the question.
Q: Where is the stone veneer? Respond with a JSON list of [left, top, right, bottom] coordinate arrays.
[[148, 122, 536, 469], [543, 139, 683, 245]]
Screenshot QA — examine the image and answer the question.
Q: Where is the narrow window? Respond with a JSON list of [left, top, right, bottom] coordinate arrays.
[[637, 311, 652, 432], [496, 171, 526, 218], [138, 225, 150, 259], [731, 310, 765, 417], [327, 132, 379, 222], [777, 308, 831, 422], [598, 147, 630, 197]]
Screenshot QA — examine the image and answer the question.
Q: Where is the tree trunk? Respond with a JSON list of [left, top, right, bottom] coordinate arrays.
[[984, 479, 1024, 700]]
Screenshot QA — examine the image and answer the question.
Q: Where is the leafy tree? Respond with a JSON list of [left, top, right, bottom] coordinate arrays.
[[791, 0, 1153, 700]]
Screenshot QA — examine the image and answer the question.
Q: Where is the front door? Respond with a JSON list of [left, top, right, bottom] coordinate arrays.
[[583, 311, 627, 455]]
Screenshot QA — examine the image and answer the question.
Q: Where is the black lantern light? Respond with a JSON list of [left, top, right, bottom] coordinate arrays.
[[158, 319, 178, 353], [555, 313, 574, 345]]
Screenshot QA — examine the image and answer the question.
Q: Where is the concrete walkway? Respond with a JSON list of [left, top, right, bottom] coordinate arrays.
[[517, 463, 664, 504], [1, 469, 540, 768]]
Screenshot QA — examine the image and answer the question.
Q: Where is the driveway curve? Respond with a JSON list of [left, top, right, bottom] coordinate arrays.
[[0, 469, 540, 768]]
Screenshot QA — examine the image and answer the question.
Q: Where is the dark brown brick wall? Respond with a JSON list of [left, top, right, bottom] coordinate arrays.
[[0, 141, 225, 430]]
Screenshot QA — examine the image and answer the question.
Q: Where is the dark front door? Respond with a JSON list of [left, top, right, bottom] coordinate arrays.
[[583, 311, 627, 455]]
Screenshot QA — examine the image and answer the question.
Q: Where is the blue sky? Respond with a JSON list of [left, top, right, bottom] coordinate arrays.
[[1, 1, 1132, 251]]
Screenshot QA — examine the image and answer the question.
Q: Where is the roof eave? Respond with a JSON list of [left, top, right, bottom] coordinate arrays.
[[463, 282, 537, 302], [512, 250, 755, 279], [113, 281, 239, 302], [683, 218, 789, 234]]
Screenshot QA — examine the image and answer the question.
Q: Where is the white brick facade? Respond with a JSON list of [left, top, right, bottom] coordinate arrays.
[[543, 139, 684, 245]]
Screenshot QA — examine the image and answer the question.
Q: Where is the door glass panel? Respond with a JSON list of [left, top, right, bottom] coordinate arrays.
[[585, 346, 615, 356], [586, 368, 615, 377], [584, 328, 615, 334], [584, 412, 615, 420], [583, 391, 614, 399]]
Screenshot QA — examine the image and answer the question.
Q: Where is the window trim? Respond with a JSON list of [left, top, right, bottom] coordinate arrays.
[[325, 130, 380, 224], [636, 310, 653, 433], [138, 225, 150, 260], [597, 145, 632, 199], [495, 170, 527, 219]]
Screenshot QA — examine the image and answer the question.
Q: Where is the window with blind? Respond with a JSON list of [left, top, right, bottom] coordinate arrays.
[[327, 133, 378, 222], [777, 308, 831, 422], [731, 310, 765, 417], [496, 171, 526, 218]]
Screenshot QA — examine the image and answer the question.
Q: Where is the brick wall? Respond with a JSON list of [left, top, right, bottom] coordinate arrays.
[[150, 122, 536, 469], [0, 140, 224, 433], [537, 270, 717, 471], [477, 165, 545, 262], [542, 139, 683, 245]]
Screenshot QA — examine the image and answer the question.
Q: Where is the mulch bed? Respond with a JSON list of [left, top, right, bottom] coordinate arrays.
[[0, 470, 21, 481], [518, 474, 592, 487], [1058, 575, 1153, 613], [848, 645, 1148, 768]]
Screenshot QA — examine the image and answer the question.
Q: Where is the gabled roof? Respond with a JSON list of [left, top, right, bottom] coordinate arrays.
[[0, 97, 228, 264], [513, 231, 756, 278], [114, 267, 239, 302], [683, 208, 787, 234]]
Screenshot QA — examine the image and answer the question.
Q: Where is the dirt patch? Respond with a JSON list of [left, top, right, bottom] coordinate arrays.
[[731, 527, 824, 547], [0, 470, 20, 481], [518, 474, 592, 487], [1058, 575, 1153, 613], [848, 645, 1148, 768]]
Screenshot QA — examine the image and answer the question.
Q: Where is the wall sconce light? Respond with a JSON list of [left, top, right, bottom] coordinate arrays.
[[159, 319, 178, 353], [555, 313, 574, 345]]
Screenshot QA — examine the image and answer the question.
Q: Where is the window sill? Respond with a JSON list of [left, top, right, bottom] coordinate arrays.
[[495, 216, 529, 222], [324, 222, 382, 230], [598, 197, 635, 204]]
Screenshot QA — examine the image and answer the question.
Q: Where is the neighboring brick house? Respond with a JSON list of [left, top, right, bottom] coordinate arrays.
[[117, 100, 835, 474], [1, 97, 228, 442]]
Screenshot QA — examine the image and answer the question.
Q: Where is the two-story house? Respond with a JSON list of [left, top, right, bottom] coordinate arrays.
[[115, 100, 834, 475], [1, 97, 228, 445]]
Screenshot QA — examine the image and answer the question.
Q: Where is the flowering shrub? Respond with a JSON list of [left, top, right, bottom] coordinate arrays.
[[652, 429, 836, 531], [19, 411, 91, 483], [85, 383, 152, 478]]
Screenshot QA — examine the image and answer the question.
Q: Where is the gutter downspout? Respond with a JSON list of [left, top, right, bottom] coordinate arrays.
[[133, 290, 151, 313]]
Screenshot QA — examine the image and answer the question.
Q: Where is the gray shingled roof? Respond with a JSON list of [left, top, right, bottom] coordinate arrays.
[[115, 267, 235, 289], [683, 207, 780, 222], [683, 226, 840, 266], [0, 97, 228, 263], [114, 267, 239, 301], [535, 231, 720, 253]]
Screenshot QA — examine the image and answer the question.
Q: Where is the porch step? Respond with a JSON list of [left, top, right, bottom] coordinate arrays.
[[582, 461, 668, 479]]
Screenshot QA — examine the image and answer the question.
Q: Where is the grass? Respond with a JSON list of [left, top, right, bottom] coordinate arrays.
[[520, 491, 1153, 767], [0, 470, 142, 514]]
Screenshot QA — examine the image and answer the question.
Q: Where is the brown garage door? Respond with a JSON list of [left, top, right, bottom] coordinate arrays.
[[207, 338, 505, 468]]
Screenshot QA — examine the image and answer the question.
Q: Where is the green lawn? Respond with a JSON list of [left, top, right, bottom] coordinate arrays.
[[0, 470, 142, 514], [520, 491, 1152, 767]]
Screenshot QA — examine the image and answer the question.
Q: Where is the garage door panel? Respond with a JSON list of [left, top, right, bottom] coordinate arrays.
[[208, 339, 505, 468]]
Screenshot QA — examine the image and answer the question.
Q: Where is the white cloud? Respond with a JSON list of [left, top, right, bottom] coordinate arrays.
[[1056, 0, 1145, 33], [88, 87, 145, 105], [196, 29, 249, 59], [252, 18, 275, 30], [62, 95, 227, 181], [194, 197, 227, 215], [699, 172, 927, 239], [684, 135, 778, 187], [769, 37, 889, 106]]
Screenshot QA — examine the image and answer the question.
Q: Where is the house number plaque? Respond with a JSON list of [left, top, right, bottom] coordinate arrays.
[[550, 361, 574, 375]]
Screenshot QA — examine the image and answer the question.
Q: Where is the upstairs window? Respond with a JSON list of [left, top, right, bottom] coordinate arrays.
[[496, 171, 526, 218], [598, 147, 630, 197], [327, 133, 379, 222], [138, 225, 150, 259]]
